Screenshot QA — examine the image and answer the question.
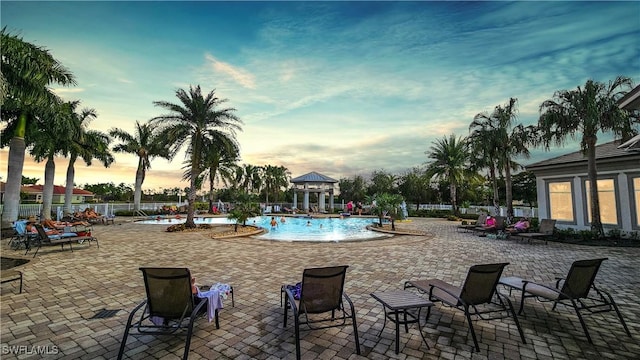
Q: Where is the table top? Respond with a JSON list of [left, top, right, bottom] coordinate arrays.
[[371, 290, 433, 310]]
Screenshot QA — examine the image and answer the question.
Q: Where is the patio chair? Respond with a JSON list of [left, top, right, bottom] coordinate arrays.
[[8, 220, 37, 250], [499, 258, 631, 344], [117, 267, 210, 360], [405, 263, 526, 352], [474, 216, 506, 236], [282, 265, 360, 360], [457, 213, 487, 233], [29, 224, 93, 258], [515, 218, 556, 244]]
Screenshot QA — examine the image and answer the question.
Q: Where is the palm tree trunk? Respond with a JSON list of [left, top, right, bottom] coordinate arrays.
[[64, 155, 77, 215], [209, 169, 215, 213], [490, 165, 499, 215], [41, 156, 56, 220], [2, 136, 26, 228], [185, 168, 199, 228], [505, 162, 513, 222], [450, 183, 458, 215], [586, 138, 604, 238], [133, 158, 145, 211]]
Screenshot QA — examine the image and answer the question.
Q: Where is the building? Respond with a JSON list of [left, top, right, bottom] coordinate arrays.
[[526, 85, 640, 234], [527, 141, 639, 233], [20, 184, 95, 204]]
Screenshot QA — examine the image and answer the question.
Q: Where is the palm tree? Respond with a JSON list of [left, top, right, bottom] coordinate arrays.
[[63, 102, 113, 214], [109, 121, 170, 211], [0, 29, 75, 228], [425, 134, 470, 215], [152, 85, 242, 228], [370, 192, 404, 229], [471, 98, 536, 220], [182, 133, 239, 213], [30, 102, 77, 220], [538, 76, 639, 237], [263, 165, 290, 204]]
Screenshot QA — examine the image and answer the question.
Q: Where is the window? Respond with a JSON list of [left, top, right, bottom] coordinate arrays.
[[585, 179, 618, 225], [548, 181, 574, 222], [634, 177, 640, 227]]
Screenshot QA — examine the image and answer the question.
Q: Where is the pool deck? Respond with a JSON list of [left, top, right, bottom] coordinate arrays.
[[1, 217, 639, 359]]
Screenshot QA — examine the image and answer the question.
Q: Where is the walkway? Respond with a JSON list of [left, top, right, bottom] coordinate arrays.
[[1, 218, 639, 359]]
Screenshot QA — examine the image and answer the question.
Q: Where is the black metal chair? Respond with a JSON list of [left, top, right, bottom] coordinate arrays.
[[117, 268, 210, 360], [500, 258, 632, 344], [283, 265, 360, 360], [405, 263, 526, 352]]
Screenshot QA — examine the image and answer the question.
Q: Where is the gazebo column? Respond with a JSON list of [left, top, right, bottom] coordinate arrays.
[[329, 191, 334, 212], [293, 192, 298, 210], [303, 184, 309, 211], [319, 192, 326, 213]]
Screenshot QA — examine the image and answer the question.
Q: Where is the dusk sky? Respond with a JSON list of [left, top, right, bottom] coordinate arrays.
[[1, 1, 639, 192]]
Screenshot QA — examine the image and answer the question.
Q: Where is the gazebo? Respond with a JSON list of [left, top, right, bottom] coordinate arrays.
[[291, 171, 338, 213]]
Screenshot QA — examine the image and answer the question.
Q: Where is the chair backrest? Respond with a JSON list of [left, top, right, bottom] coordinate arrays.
[[537, 219, 556, 235], [476, 214, 487, 225], [460, 263, 509, 305], [300, 265, 348, 314], [140, 267, 195, 319], [560, 258, 607, 299], [33, 224, 52, 244]]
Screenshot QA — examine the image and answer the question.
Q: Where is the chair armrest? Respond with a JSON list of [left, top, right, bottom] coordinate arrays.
[[429, 282, 466, 307], [284, 286, 300, 316], [522, 280, 572, 300]]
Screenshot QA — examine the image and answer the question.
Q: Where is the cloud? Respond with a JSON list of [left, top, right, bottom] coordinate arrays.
[[51, 87, 85, 95], [204, 53, 256, 89]]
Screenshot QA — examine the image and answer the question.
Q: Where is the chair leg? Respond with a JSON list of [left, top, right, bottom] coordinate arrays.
[[183, 313, 198, 360], [503, 294, 526, 344], [464, 308, 480, 352], [571, 299, 593, 344], [603, 290, 632, 337], [283, 294, 289, 328], [294, 315, 301, 360]]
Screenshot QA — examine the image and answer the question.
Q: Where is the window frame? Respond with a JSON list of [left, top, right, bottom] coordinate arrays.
[[546, 178, 576, 225], [582, 176, 621, 228]]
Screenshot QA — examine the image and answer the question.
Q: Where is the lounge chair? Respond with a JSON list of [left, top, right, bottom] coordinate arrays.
[[474, 216, 505, 236], [405, 263, 526, 352], [282, 265, 360, 360], [514, 218, 556, 244], [8, 220, 37, 250], [457, 214, 487, 233], [499, 258, 631, 344], [117, 268, 211, 360], [29, 224, 94, 258]]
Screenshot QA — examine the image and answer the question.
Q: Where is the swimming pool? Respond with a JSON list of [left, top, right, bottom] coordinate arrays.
[[136, 216, 388, 242]]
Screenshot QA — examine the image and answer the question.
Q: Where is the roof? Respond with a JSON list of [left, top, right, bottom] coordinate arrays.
[[618, 84, 640, 110], [526, 140, 639, 171], [290, 171, 338, 184], [21, 185, 94, 196]]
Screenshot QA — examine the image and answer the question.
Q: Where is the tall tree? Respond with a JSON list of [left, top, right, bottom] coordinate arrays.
[[30, 101, 77, 220], [0, 29, 75, 227], [397, 167, 433, 210], [367, 170, 397, 197], [263, 165, 290, 204], [152, 85, 242, 228], [471, 98, 536, 220], [425, 134, 470, 215], [63, 102, 113, 214], [109, 121, 170, 211], [538, 76, 639, 237]]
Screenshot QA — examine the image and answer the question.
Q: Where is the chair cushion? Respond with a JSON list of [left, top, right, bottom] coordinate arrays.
[[500, 276, 560, 300], [408, 279, 462, 306]]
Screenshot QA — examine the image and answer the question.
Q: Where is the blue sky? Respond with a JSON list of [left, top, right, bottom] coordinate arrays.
[[1, 1, 639, 191]]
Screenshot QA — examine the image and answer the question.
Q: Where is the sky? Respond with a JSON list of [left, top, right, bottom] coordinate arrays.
[[1, 1, 639, 193]]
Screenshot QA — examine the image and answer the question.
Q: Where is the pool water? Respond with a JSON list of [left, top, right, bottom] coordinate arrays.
[[136, 216, 386, 242]]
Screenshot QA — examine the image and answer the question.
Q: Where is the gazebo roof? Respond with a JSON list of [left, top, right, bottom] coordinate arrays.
[[290, 171, 338, 184]]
